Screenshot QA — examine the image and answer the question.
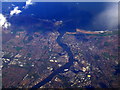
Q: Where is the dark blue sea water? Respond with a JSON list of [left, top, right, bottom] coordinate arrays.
[[2, 2, 117, 32]]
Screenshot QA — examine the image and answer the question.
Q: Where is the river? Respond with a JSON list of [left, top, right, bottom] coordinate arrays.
[[31, 29, 77, 89]]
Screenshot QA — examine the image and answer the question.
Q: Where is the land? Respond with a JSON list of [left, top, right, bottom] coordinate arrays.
[[66, 28, 112, 35], [42, 29, 119, 88], [2, 19, 120, 88]]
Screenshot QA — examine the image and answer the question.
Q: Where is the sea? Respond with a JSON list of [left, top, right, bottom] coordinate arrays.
[[2, 2, 118, 32]]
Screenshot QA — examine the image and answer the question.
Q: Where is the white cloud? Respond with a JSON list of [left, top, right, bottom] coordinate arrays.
[[11, 4, 15, 6], [25, 0, 33, 7], [0, 0, 33, 29], [10, 0, 33, 17], [93, 4, 118, 30], [10, 6, 22, 16], [0, 14, 11, 28]]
